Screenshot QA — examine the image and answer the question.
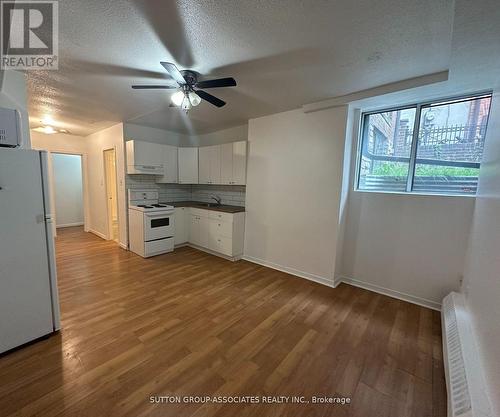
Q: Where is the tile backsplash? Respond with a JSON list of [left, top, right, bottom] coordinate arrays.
[[126, 175, 245, 207], [126, 174, 159, 191], [159, 184, 193, 202], [191, 184, 246, 206]]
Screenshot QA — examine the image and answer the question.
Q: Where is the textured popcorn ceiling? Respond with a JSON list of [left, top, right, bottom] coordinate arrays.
[[26, 0, 458, 136]]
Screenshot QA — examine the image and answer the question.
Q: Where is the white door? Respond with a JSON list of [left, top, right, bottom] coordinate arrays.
[[198, 146, 211, 184], [208, 145, 221, 184], [0, 149, 55, 353], [104, 149, 119, 241], [174, 207, 187, 245], [189, 214, 200, 245], [178, 148, 199, 184], [135, 141, 163, 166], [233, 141, 247, 185], [198, 216, 209, 248], [220, 143, 233, 185], [143, 212, 174, 241], [157, 145, 178, 184]]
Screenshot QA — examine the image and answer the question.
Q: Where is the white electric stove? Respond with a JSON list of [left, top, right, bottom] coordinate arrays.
[[128, 190, 175, 257]]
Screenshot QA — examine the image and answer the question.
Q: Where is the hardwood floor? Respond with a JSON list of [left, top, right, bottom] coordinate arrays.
[[0, 227, 447, 416]]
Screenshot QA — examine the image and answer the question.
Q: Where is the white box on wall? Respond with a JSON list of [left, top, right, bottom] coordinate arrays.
[[0, 107, 20, 148]]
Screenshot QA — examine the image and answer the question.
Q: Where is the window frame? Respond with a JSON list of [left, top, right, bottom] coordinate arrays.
[[354, 92, 492, 197]]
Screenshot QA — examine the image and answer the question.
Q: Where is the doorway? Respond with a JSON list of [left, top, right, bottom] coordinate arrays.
[[103, 148, 119, 242], [51, 153, 84, 230]]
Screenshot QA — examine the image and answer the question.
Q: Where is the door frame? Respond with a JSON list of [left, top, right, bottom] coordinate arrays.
[[47, 150, 89, 237], [103, 147, 120, 241]]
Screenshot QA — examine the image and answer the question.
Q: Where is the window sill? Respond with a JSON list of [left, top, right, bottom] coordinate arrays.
[[353, 189, 477, 198]]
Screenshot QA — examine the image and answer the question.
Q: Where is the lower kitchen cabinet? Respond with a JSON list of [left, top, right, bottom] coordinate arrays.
[[173, 207, 189, 245], [189, 210, 209, 248], [175, 207, 245, 259]]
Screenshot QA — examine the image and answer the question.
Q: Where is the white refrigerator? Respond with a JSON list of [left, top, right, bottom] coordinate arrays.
[[0, 148, 61, 354]]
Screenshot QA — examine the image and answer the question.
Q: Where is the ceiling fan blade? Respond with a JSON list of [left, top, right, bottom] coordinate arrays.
[[195, 90, 226, 107], [160, 62, 186, 85], [196, 77, 237, 89], [132, 85, 178, 89]]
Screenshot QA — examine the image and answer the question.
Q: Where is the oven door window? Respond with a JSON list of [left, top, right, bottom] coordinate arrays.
[[150, 217, 170, 228]]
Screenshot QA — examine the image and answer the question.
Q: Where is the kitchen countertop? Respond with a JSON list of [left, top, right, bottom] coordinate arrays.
[[161, 201, 246, 213]]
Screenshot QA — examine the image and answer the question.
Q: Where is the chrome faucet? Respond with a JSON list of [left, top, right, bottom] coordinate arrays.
[[210, 195, 222, 205]]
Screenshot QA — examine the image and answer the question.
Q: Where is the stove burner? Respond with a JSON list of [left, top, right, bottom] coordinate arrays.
[[137, 204, 154, 208]]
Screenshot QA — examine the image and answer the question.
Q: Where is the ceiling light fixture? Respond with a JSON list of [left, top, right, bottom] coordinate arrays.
[[33, 125, 60, 134], [41, 115, 55, 125], [171, 91, 185, 106], [43, 126, 57, 134], [188, 91, 201, 106], [171, 89, 201, 113]]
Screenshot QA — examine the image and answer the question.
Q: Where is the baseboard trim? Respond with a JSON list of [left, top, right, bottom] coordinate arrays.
[[242, 255, 335, 288], [56, 222, 84, 228], [118, 242, 127, 250], [336, 276, 441, 311], [88, 229, 107, 241], [187, 244, 241, 262]]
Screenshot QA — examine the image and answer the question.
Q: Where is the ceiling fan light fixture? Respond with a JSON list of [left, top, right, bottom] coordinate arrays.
[[134, 62, 233, 109], [32, 125, 57, 134], [181, 96, 191, 111], [171, 90, 185, 106], [188, 91, 201, 107]]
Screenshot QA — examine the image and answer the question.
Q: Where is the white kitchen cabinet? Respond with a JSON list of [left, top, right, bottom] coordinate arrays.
[[232, 141, 247, 185], [189, 210, 209, 247], [184, 207, 245, 259], [220, 143, 233, 184], [220, 141, 247, 185], [178, 147, 199, 184], [199, 145, 221, 184], [126, 140, 164, 175], [156, 145, 178, 184], [198, 146, 211, 184], [207, 212, 245, 257], [173, 207, 188, 245]]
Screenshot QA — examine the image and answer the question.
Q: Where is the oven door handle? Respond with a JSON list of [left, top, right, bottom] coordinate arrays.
[[144, 212, 173, 219]]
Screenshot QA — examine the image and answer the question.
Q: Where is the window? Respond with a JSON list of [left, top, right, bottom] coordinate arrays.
[[356, 93, 492, 195]]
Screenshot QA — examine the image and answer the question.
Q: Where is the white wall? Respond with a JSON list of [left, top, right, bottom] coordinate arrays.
[[123, 123, 188, 146], [244, 107, 348, 285], [341, 192, 475, 309], [31, 131, 87, 154], [462, 91, 500, 414], [123, 122, 247, 147], [185, 124, 248, 147], [52, 154, 84, 227], [31, 131, 89, 234], [334, 107, 359, 279], [0, 70, 30, 148], [86, 123, 127, 247]]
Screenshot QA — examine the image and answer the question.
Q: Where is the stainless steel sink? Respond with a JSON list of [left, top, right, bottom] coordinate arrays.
[[197, 203, 221, 208]]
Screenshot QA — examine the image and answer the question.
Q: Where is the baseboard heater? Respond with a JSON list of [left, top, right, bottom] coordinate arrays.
[[441, 292, 492, 417]]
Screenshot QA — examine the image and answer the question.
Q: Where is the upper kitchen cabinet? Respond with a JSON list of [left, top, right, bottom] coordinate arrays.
[[156, 145, 178, 184], [199, 145, 221, 185], [178, 147, 199, 184], [221, 141, 247, 185], [126, 140, 164, 175]]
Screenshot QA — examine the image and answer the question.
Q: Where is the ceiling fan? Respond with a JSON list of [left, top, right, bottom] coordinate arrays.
[[132, 62, 236, 112]]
